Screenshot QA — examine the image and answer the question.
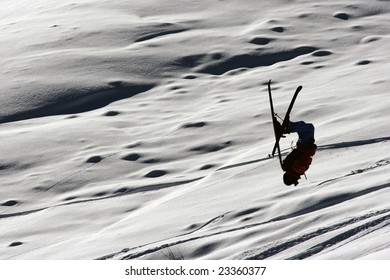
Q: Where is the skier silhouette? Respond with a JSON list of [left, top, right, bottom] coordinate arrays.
[[276, 120, 317, 186]]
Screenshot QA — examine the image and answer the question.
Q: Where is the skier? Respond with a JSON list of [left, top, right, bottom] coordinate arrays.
[[275, 119, 317, 186]]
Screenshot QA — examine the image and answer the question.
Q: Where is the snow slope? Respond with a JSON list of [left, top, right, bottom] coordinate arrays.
[[0, 0, 389, 260]]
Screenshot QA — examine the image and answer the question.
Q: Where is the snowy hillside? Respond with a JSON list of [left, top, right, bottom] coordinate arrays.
[[1, 0, 389, 260]]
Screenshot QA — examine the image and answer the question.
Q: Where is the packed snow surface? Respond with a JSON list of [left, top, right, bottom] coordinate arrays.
[[1, 0, 389, 259]]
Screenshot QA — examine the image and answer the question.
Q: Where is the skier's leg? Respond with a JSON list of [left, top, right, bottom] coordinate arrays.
[[290, 121, 315, 144]]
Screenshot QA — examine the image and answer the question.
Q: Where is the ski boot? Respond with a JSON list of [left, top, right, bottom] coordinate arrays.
[[274, 117, 291, 138]]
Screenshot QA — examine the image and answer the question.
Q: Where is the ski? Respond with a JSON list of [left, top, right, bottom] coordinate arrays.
[[268, 80, 302, 165], [267, 79, 283, 167]]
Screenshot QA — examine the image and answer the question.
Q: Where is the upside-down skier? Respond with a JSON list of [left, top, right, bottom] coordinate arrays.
[[275, 119, 317, 186], [267, 80, 317, 186]]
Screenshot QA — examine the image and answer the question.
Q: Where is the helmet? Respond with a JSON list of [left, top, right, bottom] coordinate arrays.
[[283, 171, 300, 186]]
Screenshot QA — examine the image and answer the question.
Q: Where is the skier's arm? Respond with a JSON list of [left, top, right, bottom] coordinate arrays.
[[282, 149, 298, 171]]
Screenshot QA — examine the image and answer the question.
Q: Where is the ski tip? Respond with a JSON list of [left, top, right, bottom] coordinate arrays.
[[295, 85, 303, 93]]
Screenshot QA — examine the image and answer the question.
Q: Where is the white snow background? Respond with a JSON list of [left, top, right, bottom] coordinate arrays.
[[0, 0, 389, 260]]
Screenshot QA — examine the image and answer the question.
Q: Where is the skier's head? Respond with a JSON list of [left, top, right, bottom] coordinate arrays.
[[283, 171, 300, 186]]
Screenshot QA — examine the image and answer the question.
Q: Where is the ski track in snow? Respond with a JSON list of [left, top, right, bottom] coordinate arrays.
[[1, 0, 390, 259], [104, 148, 390, 260], [101, 206, 390, 260]]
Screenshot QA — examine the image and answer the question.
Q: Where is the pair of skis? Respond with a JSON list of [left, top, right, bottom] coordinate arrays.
[[267, 79, 302, 168]]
